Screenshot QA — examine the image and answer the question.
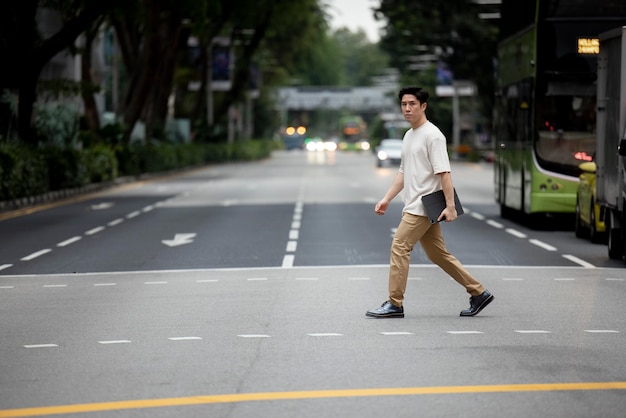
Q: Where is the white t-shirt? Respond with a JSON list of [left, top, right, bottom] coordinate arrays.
[[399, 121, 451, 216]]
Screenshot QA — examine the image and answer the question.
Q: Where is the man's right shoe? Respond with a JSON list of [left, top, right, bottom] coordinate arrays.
[[366, 301, 404, 318], [460, 290, 494, 317]]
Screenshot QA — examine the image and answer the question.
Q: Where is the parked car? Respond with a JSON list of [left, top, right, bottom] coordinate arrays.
[[375, 139, 403, 167], [575, 161, 607, 243]]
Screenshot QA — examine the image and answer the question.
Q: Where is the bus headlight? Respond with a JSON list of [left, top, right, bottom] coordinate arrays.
[[360, 141, 371, 151]]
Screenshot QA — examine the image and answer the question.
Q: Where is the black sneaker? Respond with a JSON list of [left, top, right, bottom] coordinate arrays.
[[366, 301, 404, 318], [460, 290, 494, 317]]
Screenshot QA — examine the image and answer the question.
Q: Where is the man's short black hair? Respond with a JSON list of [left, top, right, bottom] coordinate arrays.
[[398, 86, 429, 104]]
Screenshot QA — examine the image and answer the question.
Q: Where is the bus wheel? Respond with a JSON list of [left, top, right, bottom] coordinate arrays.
[[500, 203, 514, 220]]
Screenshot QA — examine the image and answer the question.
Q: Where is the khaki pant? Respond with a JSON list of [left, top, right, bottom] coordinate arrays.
[[388, 212, 485, 307]]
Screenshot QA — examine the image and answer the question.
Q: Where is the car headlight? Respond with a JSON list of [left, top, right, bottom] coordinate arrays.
[[377, 151, 388, 160]]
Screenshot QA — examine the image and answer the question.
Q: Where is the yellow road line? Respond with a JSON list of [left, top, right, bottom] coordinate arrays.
[[1, 382, 625, 417]]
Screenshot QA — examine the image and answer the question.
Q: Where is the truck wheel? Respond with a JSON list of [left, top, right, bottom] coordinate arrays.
[[589, 202, 605, 243], [574, 199, 588, 239], [607, 212, 624, 260]]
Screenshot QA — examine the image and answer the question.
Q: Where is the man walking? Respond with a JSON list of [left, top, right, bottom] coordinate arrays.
[[366, 86, 493, 318]]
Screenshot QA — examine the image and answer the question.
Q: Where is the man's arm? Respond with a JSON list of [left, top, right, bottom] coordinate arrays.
[[437, 171, 457, 222], [375, 171, 404, 215]]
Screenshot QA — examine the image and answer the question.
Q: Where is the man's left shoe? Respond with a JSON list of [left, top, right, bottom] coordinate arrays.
[[460, 290, 494, 317]]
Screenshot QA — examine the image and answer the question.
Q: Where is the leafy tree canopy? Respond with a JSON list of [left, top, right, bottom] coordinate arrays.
[[374, 0, 498, 115]]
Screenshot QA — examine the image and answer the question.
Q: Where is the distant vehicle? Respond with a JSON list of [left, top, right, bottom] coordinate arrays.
[[338, 115, 370, 151], [376, 139, 403, 167], [305, 138, 337, 152], [575, 161, 606, 243], [282, 126, 306, 150]]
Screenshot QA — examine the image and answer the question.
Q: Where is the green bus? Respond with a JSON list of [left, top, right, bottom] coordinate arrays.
[[493, 0, 626, 219]]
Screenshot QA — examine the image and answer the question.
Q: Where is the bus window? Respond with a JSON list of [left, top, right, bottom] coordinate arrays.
[[535, 85, 596, 173]]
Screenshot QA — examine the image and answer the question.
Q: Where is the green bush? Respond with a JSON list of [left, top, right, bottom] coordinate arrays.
[[85, 144, 118, 183], [0, 144, 48, 200], [0, 139, 276, 203]]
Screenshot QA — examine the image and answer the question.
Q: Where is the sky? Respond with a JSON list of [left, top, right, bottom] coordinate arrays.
[[325, 0, 384, 42]]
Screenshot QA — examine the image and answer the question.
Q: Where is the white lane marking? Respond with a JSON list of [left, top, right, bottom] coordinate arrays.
[[307, 333, 343, 337], [0, 264, 13, 271], [295, 277, 318, 281], [168, 337, 202, 341], [471, 212, 486, 221], [57, 236, 81, 247], [24, 344, 58, 348], [348, 277, 370, 281], [486, 220, 504, 228], [142, 205, 155, 213], [43, 284, 67, 288], [144, 281, 168, 285], [85, 226, 105, 235], [562, 255, 596, 268], [98, 340, 131, 344], [505, 228, 527, 239], [408, 277, 423, 281], [282, 255, 294, 268], [446, 331, 484, 335], [529, 239, 557, 251], [282, 202, 303, 267], [196, 279, 219, 283], [0, 285, 14, 289], [238, 334, 270, 338], [606, 278, 625, 281], [381, 332, 413, 336], [247, 278, 267, 281], [514, 330, 551, 334], [108, 218, 124, 227], [21, 249, 52, 261], [94, 283, 117, 287], [554, 278, 575, 281], [126, 211, 141, 219], [584, 330, 620, 333]]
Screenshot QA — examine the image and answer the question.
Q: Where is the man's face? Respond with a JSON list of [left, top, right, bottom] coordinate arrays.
[[400, 94, 426, 124]]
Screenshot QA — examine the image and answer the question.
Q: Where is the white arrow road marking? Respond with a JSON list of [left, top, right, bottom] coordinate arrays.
[[91, 202, 114, 210], [161, 233, 197, 247]]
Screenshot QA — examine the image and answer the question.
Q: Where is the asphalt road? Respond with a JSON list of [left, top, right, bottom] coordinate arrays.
[[1, 150, 625, 417]]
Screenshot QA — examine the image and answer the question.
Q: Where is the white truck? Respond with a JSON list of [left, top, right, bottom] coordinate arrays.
[[596, 26, 626, 261]]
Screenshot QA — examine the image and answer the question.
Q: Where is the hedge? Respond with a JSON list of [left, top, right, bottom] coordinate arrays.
[[0, 140, 277, 202]]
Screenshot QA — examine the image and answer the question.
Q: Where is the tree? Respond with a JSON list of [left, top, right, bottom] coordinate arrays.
[[331, 28, 389, 86], [375, 0, 498, 117], [110, 0, 191, 143], [0, 0, 124, 144]]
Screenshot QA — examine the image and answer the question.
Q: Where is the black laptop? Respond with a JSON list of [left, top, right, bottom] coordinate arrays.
[[421, 189, 464, 224]]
